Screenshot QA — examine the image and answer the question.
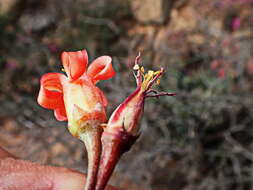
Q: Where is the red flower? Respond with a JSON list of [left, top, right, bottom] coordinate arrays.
[[37, 49, 115, 136], [95, 53, 175, 190]]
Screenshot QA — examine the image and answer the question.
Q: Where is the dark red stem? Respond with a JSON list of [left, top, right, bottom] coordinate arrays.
[[95, 131, 138, 190], [80, 126, 102, 190]]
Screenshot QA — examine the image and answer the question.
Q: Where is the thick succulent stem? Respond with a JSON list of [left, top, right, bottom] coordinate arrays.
[[95, 131, 138, 190], [79, 125, 102, 190]]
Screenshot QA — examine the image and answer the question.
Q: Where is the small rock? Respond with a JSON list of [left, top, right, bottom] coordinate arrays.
[[130, 0, 174, 24], [187, 34, 205, 45], [169, 7, 197, 32], [19, 11, 56, 32], [18, 0, 58, 32]]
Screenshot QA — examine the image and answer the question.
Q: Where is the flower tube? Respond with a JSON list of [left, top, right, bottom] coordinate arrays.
[[37, 49, 115, 190]]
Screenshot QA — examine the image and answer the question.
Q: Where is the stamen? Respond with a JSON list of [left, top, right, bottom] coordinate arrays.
[[146, 89, 159, 95], [134, 52, 142, 86], [134, 52, 141, 65], [145, 68, 164, 90], [146, 92, 176, 98], [132, 53, 176, 98]]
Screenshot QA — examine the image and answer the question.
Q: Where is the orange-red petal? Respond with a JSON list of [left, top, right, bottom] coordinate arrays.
[[54, 106, 67, 121], [37, 73, 68, 121], [61, 50, 88, 80], [37, 73, 65, 109], [87, 56, 116, 83], [97, 87, 108, 107]]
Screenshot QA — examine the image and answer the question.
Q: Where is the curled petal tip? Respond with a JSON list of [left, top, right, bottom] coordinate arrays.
[[37, 73, 67, 112], [87, 56, 115, 83], [54, 107, 67, 121], [37, 73, 68, 121], [61, 49, 88, 80]]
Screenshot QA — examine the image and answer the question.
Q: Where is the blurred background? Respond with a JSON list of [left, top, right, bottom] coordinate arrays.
[[0, 0, 253, 189]]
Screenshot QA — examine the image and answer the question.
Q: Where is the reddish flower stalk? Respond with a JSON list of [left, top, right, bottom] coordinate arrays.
[[37, 49, 115, 190], [95, 53, 176, 190], [79, 123, 102, 190]]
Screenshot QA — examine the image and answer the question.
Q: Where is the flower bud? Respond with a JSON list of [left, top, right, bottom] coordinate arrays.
[[105, 53, 175, 137], [95, 53, 175, 190]]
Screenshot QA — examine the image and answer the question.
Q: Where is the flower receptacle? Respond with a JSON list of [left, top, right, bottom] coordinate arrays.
[[95, 129, 139, 190]]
